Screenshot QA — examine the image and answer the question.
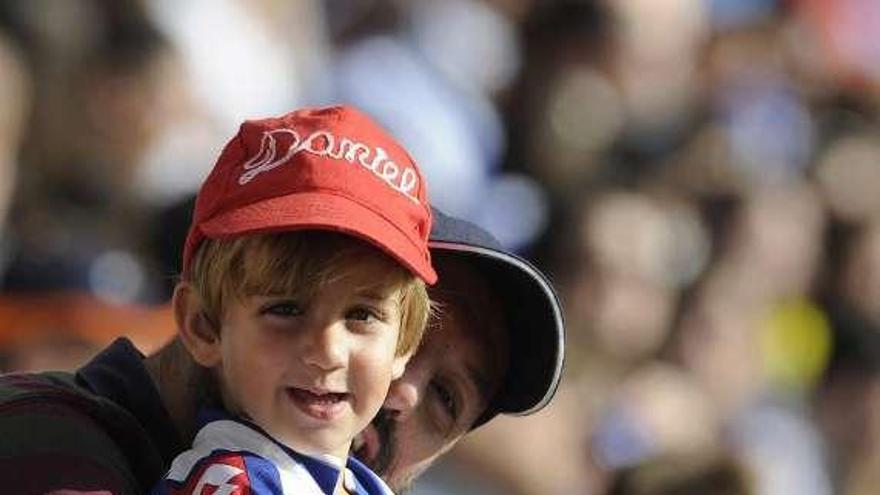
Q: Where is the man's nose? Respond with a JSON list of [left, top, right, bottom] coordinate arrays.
[[302, 320, 347, 371], [383, 375, 421, 421]]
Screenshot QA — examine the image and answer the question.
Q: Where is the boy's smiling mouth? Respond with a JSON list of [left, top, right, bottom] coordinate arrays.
[[286, 387, 349, 420]]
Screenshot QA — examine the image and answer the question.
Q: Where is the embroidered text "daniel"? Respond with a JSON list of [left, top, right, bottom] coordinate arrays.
[[238, 128, 420, 204]]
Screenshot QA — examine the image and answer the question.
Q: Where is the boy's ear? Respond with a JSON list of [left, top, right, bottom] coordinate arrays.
[[173, 282, 222, 368], [391, 352, 413, 381]]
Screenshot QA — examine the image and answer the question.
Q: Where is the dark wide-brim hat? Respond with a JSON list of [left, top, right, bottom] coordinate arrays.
[[428, 208, 565, 427]]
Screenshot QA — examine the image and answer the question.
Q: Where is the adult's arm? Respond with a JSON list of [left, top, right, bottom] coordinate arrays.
[[0, 374, 140, 494]]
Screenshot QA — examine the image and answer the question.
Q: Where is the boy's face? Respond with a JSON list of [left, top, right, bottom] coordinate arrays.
[[207, 254, 412, 460]]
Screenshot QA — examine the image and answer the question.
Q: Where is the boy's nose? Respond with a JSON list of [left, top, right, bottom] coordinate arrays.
[[302, 321, 347, 371]]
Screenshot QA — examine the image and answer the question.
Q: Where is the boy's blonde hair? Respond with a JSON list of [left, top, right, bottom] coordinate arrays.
[[188, 231, 430, 357]]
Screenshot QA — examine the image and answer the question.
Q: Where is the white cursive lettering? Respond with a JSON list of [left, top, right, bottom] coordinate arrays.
[[237, 128, 420, 204]]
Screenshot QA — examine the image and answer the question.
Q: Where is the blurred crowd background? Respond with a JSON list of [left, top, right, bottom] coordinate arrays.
[[1, 0, 880, 494]]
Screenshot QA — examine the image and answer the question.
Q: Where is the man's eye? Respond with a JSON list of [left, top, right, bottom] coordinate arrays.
[[430, 380, 458, 421]]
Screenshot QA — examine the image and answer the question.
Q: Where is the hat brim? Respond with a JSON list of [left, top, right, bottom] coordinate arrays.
[[429, 241, 565, 418], [200, 192, 437, 284]]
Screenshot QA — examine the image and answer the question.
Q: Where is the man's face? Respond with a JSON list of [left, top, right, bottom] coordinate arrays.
[[353, 258, 509, 491]]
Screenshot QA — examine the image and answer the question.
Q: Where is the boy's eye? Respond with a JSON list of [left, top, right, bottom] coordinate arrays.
[[347, 306, 380, 322], [261, 301, 303, 317]]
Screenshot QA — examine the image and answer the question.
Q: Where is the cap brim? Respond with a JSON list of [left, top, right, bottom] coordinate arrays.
[[429, 241, 565, 417], [200, 192, 437, 284]]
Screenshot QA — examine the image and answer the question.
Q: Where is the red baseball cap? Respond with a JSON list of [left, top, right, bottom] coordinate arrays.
[[182, 105, 437, 284]]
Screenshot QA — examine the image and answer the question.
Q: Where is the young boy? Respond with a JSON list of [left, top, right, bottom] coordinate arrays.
[[150, 105, 436, 495]]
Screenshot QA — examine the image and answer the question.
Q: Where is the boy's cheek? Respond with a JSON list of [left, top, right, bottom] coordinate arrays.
[[391, 352, 413, 380]]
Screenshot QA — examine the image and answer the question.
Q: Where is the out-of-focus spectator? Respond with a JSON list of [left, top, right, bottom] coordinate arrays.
[[815, 217, 880, 494], [140, 0, 327, 203], [834, 219, 880, 326], [325, 0, 555, 253], [588, 362, 723, 491], [0, 0, 181, 372], [568, 190, 708, 367], [606, 452, 754, 495], [5, 0, 191, 304], [0, 31, 31, 271], [816, 320, 880, 495]]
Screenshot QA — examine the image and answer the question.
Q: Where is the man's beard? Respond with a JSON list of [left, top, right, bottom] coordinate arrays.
[[359, 409, 397, 475], [356, 410, 419, 493]]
